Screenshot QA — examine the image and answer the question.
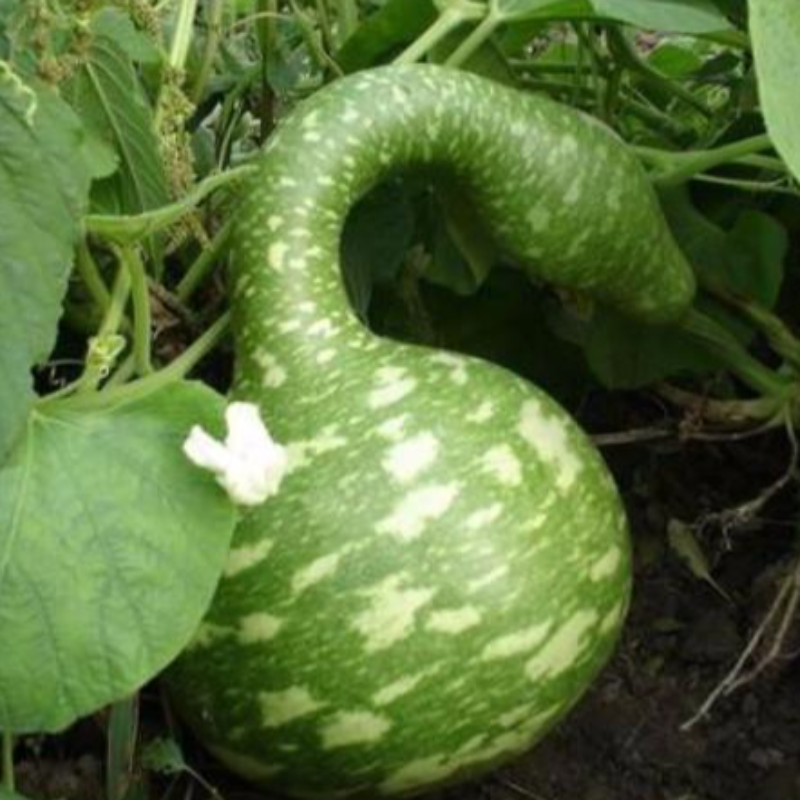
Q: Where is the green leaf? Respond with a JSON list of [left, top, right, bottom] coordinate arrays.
[[0, 73, 92, 461], [590, 0, 731, 32], [337, 0, 438, 71], [749, 0, 800, 183], [64, 34, 170, 215], [142, 737, 187, 775], [0, 791, 33, 800], [661, 186, 786, 309], [91, 7, 162, 65], [0, 382, 237, 733], [342, 182, 415, 318], [494, 0, 594, 22], [668, 520, 729, 599]]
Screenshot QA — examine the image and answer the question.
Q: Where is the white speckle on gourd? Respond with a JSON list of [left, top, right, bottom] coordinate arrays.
[[599, 599, 627, 635], [286, 425, 348, 472], [465, 503, 503, 531], [425, 606, 482, 634], [268, 242, 288, 271], [369, 377, 417, 409], [525, 610, 599, 682], [589, 546, 623, 581], [291, 552, 343, 596], [315, 348, 336, 365], [527, 206, 552, 232], [481, 621, 552, 661], [267, 215, 283, 232], [467, 401, 495, 423], [372, 671, 430, 707], [278, 177, 297, 188], [320, 710, 392, 749], [254, 349, 288, 388], [375, 483, 460, 542], [238, 612, 284, 643], [224, 538, 275, 578], [468, 564, 509, 593], [430, 352, 469, 385], [352, 573, 436, 653], [382, 433, 440, 483], [376, 414, 409, 441], [187, 622, 232, 649], [308, 318, 339, 338], [481, 445, 523, 487], [518, 399, 582, 491], [260, 687, 325, 728]]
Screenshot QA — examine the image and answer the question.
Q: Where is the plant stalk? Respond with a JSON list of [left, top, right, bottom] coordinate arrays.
[[2, 732, 14, 793], [176, 216, 235, 302], [118, 246, 154, 376], [445, 10, 500, 68], [679, 309, 793, 399], [395, 3, 485, 66], [191, 0, 225, 103]]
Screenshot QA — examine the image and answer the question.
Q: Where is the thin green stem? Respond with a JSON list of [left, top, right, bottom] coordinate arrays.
[[176, 216, 235, 302], [99, 262, 132, 338], [707, 286, 800, 373], [606, 26, 713, 118], [394, 3, 484, 66], [118, 246, 153, 376], [52, 312, 231, 412], [314, 0, 334, 53], [155, 0, 198, 128], [519, 76, 689, 137], [691, 174, 799, 196], [2, 732, 14, 793], [679, 309, 793, 398], [191, 0, 224, 103], [335, 0, 358, 44], [445, 10, 500, 68], [168, 0, 199, 71], [640, 134, 773, 186], [86, 166, 255, 244], [288, 0, 343, 77], [75, 240, 111, 312]]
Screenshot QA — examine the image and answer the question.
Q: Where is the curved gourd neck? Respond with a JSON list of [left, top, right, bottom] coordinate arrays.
[[231, 65, 695, 399]]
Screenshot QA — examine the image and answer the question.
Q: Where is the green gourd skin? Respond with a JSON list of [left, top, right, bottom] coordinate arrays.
[[166, 65, 695, 798]]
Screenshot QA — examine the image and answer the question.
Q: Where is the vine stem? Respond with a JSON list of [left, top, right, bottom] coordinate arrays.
[[191, 0, 224, 103], [394, 2, 485, 65], [678, 309, 794, 399], [75, 240, 111, 312], [606, 27, 713, 118], [2, 732, 14, 793], [445, 10, 500, 68], [50, 313, 231, 413], [85, 166, 255, 245], [117, 246, 153, 376], [176, 216, 234, 302], [637, 134, 774, 186]]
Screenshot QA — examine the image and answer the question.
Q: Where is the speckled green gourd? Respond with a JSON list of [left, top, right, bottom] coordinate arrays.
[[166, 65, 695, 798]]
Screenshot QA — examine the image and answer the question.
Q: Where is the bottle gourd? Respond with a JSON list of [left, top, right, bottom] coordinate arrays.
[[166, 65, 695, 798]]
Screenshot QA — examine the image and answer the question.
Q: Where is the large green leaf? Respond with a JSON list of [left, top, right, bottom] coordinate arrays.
[[64, 34, 169, 215], [589, 0, 731, 32], [337, 0, 437, 71], [749, 0, 800, 183], [0, 382, 237, 733], [0, 75, 91, 461], [494, 0, 594, 22]]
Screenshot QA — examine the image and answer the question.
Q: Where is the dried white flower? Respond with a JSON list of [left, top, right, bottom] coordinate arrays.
[[183, 402, 288, 506]]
